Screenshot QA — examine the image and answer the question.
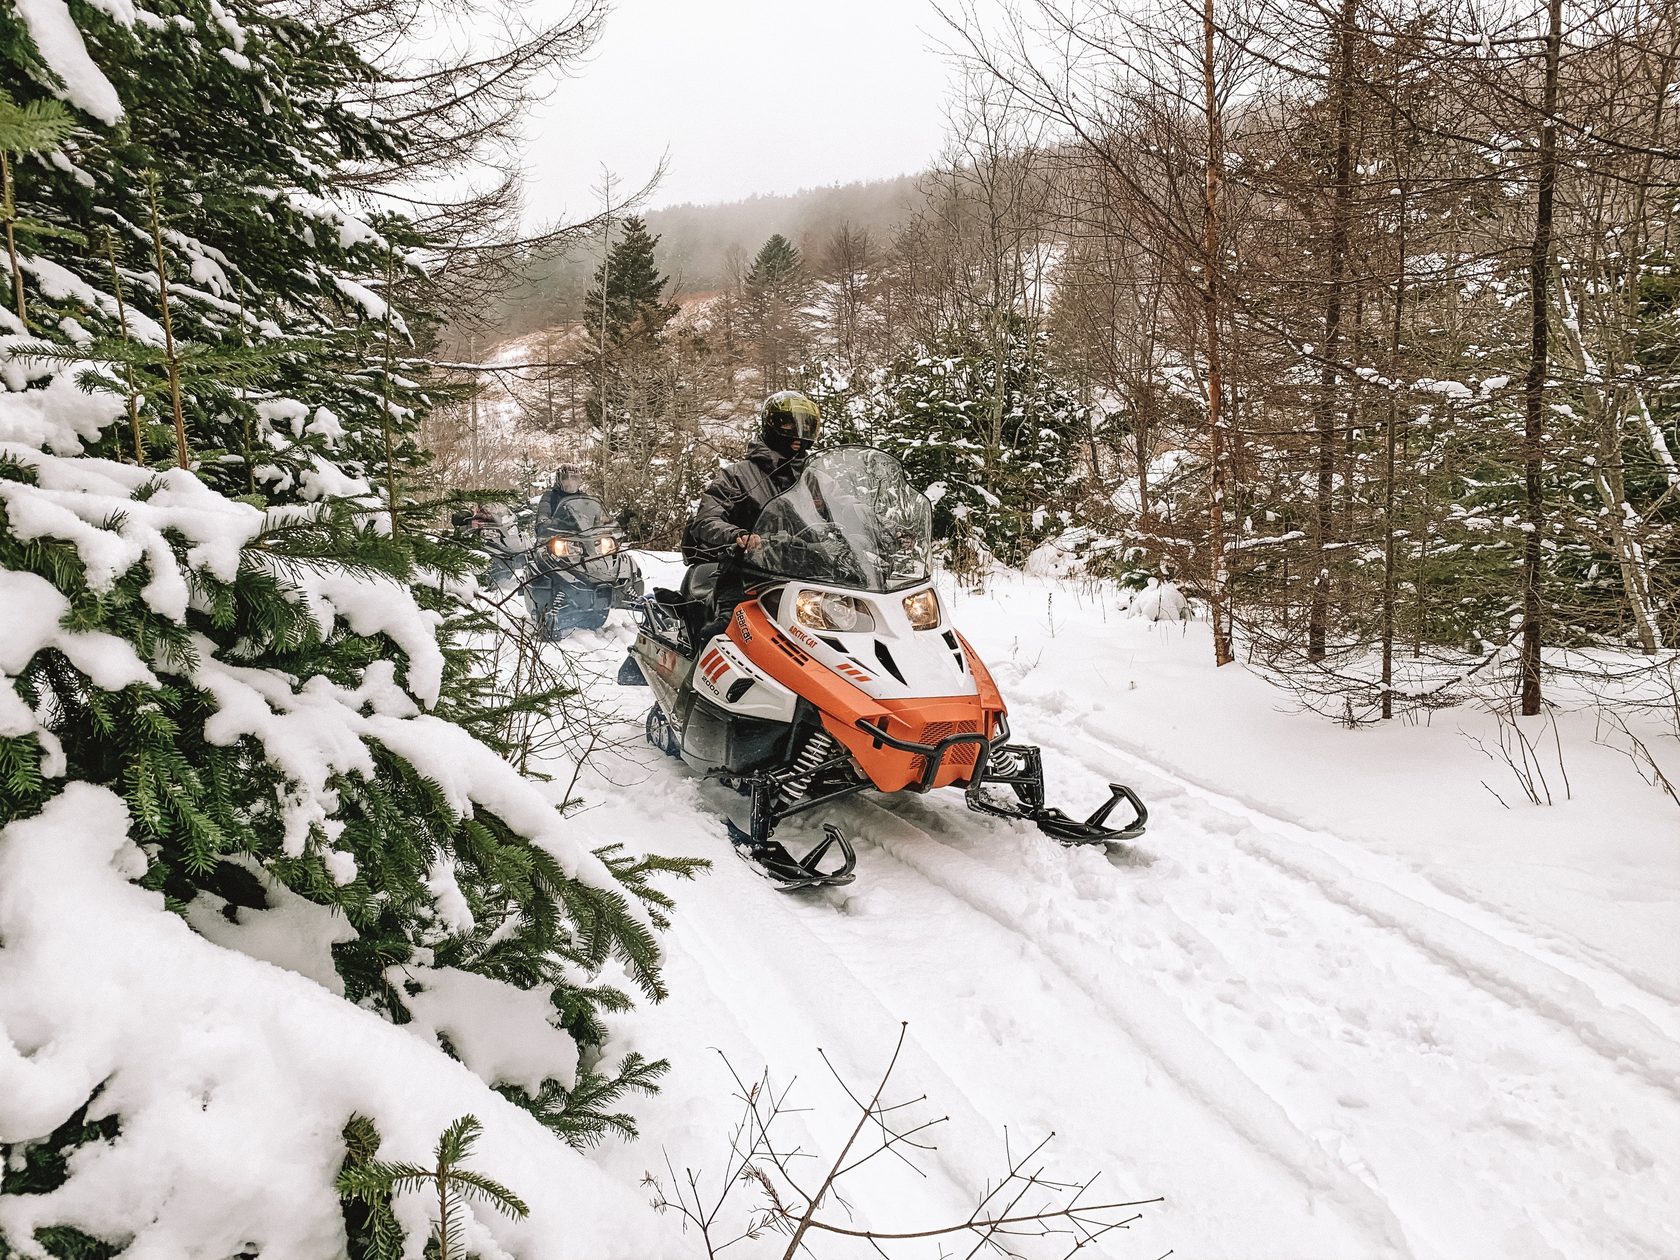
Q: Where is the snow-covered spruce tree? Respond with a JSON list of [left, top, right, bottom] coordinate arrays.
[[582, 214, 694, 529], [813, 315, 1084, 567], [0, 0, 695, 1252], [743, 232, 814, 392]]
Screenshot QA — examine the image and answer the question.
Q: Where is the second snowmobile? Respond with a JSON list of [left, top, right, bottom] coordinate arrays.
[[522, 491, 643, 639], [619, 447, 1146, 888]]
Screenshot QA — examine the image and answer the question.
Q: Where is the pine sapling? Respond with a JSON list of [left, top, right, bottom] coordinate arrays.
[[337, 1114, 528, 1260]]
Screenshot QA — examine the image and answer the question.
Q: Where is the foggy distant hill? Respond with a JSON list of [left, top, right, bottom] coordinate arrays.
[[646, 173, 923, 291], [492, 172, 924, 340]]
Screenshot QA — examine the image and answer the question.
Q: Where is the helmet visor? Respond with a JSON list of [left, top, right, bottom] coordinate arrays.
[[770, 412, 822, 444]]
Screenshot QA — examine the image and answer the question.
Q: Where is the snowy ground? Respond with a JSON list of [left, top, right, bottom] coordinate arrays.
[[551, 556, 1679, 1260]]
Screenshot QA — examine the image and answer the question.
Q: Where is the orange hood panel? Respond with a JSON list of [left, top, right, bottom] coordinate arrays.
[[728, 601, 1006, 793]]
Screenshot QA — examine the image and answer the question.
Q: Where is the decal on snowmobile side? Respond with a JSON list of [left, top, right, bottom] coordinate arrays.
[[695, 634, 798, 723]]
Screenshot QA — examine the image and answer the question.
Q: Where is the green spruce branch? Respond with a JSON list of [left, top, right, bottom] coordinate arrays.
[[0, 88, 74, 331]]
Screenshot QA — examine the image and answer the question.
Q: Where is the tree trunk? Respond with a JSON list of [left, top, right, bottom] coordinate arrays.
[[1309, 0, 1359, 662], [1382, 184, 1408, 719], [467, 330, 480, 485], [1203, 0, 1232, 666], [145, 178, 190, 470], [2, 152, 25, 329], [1557, 277, 1662, 652], [1519, 0, 1562, 717]]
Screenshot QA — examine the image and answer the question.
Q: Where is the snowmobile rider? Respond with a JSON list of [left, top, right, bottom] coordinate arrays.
[[537, 464, 602, 534], [680, 390, 823, 633]]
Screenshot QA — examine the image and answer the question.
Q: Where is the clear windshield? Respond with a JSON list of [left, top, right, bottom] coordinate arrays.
[[544, 495, 608, 534], [750, 448, 933, 592]]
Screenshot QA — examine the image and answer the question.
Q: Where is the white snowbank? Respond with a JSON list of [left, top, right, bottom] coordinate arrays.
[[0, 786, 676, 1259], [12, 0, 125, 123]]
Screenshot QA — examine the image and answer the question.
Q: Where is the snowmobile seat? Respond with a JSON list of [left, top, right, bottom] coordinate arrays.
[[649, 563, 715, 650], [680, 562, 718, 607]]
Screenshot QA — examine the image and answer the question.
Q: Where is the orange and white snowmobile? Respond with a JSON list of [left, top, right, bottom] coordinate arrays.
[[619, 448, 1146, 889]]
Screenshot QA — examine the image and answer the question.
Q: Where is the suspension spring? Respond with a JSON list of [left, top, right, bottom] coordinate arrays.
[[777, 729, 841, 809], [988, 746, 1027, 777]]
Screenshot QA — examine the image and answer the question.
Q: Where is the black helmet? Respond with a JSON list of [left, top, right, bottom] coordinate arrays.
[[760, 391, 822, 464], [555, 464, 582, 493]]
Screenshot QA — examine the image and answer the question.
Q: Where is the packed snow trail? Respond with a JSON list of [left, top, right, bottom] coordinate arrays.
[[559, 561, 1678, 1260]]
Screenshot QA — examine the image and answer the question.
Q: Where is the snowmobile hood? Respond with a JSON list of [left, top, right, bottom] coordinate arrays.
[[727, 599, 1005, 794]]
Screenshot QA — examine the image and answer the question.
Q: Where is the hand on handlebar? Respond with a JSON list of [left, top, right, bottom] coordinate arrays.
[[735, 533, 764, 551]]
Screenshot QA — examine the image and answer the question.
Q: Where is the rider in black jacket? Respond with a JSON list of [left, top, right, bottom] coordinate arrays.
[[681, 391, 822, 631], [683, 392, 822, 561]]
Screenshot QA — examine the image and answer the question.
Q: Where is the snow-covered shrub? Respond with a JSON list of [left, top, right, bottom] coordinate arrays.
[[1124, 578, 1191, 622], [0, 1, 695, 1253], [1025, 528, 1156, 588], [811, 316, 1085, 567]]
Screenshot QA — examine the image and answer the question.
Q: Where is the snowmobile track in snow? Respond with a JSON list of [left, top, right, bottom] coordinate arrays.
[[826, 769, 1680, 1258], [1057, 726, 1680, 1102], [840, 796, 1422, 1257]]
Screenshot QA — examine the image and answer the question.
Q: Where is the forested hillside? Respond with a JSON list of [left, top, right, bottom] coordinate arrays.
[[490, 173, 923, 339]]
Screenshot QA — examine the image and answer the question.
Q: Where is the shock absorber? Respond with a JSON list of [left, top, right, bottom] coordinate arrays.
[[988, 745, 1028, 777], [777, 728, 841, 809]]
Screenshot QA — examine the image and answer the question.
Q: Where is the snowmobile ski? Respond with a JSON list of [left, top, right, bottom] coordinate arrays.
[[726, 820, 856, 889], [962, 743, 1148, 845]]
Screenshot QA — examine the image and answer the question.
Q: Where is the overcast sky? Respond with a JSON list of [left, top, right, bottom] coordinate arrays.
[[520, 0, 961, 219]]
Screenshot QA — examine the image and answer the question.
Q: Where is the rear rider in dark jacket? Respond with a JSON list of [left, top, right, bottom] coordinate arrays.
[[681, 391, 822, 631], [537, 464, 600, 534]]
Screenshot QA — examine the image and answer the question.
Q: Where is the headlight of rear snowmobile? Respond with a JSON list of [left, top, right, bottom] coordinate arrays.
[[795, 590, 875, 633], [545, 537, 574, 559], [595, 535, 618, 555], [902, 589, 940, 630]]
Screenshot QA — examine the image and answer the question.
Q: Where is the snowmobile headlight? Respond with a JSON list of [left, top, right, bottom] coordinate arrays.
[[595, 535, 618, 555], [902, 589, 941, 630], [545, 536, 574, 559], [795, 590, 875, 633]]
